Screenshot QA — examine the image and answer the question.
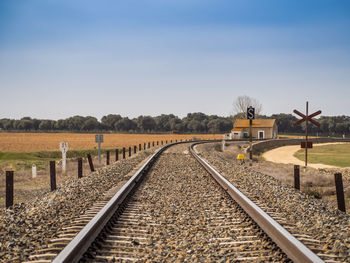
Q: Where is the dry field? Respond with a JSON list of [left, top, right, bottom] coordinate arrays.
[[0, 132, 222, 152], [0, 133, 222, 208]]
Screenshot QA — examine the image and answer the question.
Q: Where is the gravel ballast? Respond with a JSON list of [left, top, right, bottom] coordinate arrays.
[[0, 149, 156, 263], [195, 142, 350, 261]]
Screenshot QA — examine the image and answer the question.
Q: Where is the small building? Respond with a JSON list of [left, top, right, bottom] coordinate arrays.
[[231, 119, 278, 139]]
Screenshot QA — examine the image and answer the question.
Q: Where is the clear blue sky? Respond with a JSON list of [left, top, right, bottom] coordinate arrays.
[[1, 0, 350, 120]]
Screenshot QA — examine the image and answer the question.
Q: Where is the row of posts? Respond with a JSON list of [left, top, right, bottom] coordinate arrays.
[[4, 139, 184, 208], [294, 165, 346, 212]]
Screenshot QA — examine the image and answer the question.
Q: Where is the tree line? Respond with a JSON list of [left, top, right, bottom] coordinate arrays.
[[0, 113, 349, 135]]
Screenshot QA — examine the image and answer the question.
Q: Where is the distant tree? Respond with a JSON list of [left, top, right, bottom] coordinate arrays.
[[39, 120, 56, 130], [82, 117, 100, 131], [17, 120, 34, 130], [155, 114, 176, 131], [207, 119, 232, 133], [55, 119, 68, 130], [115, 118, 137, 132], [187, 120, 205, 132], [101, 114, 122, 130], [232, 95, 262, 119], [66, 116, 85, 131], [137, 116, 156, 132]]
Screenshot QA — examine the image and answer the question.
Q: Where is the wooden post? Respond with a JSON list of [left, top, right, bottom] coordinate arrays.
[[176, 139, 177, 142], [294, 165, 300, 190], [106, 151, 110, 165], [123, 147, 126, 159], [334, 173, 346, 212], [50, 161, 56, 191], [157, 141, 159, 145], [148, 142, 150, 148], [115, 149, 119, 161], [78, 158, 83, 178], [134, 146, 137, 154], [139, 144, 141, 151], [6, 171, 14, 208], [166, 140, 168, 144], [171, 140, 172, 143], [152, 141, 154, 147], [144, 143, 146, 150], [87, 154, 95, 172], [129, 147, 131, 157], [161, 140, 163, 145]]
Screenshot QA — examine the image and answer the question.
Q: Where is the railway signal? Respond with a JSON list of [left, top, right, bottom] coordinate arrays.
[[293, 101, 321, 167], [247, 106, 254, 163]]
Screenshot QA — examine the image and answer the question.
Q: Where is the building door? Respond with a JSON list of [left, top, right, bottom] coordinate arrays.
[[258, 131, 264, 139]]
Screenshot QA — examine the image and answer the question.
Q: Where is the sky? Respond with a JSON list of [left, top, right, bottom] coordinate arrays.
[[1, 0, 350, 120]]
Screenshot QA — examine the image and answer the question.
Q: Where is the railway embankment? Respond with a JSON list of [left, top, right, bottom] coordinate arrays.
[[195, 142, 350, 261], [0, 148, 157, 262]]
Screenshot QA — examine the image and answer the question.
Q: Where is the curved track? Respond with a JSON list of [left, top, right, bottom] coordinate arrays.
[[27, 141, 328, 262]]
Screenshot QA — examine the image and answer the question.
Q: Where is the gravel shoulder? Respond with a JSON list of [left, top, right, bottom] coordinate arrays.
[[0, 148, 158, 263], [195, 142, 350, 261]]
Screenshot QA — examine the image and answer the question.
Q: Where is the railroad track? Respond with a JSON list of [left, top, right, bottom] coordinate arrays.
[[25, 141, 340, 262]]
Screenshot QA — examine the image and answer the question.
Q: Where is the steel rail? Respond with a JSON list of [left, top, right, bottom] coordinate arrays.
[[52, 141, 183, 263], [189, 142, 323, 263]]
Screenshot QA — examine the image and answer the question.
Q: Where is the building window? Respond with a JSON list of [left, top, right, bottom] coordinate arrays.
[[258, 130, 264, 139]]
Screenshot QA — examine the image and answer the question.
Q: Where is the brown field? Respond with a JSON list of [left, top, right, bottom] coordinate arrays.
[[0, 132, 222, 152], [0, 133, 222, 208]]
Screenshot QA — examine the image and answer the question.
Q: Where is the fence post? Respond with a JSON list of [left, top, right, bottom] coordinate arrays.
[[161, 140, 163, 145], [148, 142, 150, 148], [166, 140, 168, 144], [139, 144, 141, 151], [176, 139, 177, 142], [134, 146, 137, 154], [334, 173, 346, 212], [144, 143, 146, 150], [171, 140, 172, 143], [115, 149, 119, 161], [294, 165, 300, 190], [106, 151, 110, 165], [50, 161, 56, 191], [78, 158, 83, 178], [152, 141, 154, 147], [6, 171, 14, 208], [157, 141, 159, 146], [87, 154, 95, 172], [129, 147, 131, 157], [123, 147, 126, 159]]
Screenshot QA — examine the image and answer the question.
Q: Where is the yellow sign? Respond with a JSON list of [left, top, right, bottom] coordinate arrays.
[[237, 154, 245, 160]]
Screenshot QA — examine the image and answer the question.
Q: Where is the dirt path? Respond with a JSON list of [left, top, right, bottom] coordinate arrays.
[[262, 143, 347, 169]]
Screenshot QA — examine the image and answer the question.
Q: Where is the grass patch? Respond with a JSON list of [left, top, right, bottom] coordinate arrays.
[[294, 144, 350, 167], [0, 148, 121, 172]]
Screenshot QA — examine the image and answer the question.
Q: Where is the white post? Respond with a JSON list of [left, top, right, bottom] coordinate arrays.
[[59, 142, 69, 174], [32, 164, 37, 178]]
